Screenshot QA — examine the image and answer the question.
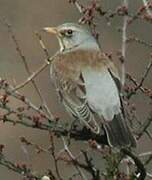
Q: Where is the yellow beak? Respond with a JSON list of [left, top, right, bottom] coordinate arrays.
[[43, 27, 58, 35]]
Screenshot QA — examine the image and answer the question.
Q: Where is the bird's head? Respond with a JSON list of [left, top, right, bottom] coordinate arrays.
[[43, 23, 100, 52]]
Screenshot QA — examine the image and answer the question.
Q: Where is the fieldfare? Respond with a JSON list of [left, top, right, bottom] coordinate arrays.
[[44, 23, 136, 148]]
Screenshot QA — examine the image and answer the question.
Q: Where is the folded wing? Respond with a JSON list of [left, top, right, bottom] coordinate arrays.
[[82, 64, 136, 147], [51, 63, 100, 134]]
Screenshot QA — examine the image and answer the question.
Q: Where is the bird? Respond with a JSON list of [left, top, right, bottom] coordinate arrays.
[[43, 23, 136, 148]]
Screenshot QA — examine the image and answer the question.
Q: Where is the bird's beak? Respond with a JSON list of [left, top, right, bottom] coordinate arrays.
[[43, 27, 58, 35]]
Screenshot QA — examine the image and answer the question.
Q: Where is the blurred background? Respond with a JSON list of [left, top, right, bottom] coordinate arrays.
[[0, 0, 152, 179]]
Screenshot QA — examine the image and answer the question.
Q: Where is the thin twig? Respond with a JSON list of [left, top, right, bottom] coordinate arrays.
[[0, 154, 40, 180], [12, 51, 59, 92], [121, 0, 129, 86], [61, 136, 88, 180], [2, 19, 49, 111], [1, 81, 53, 122], [142, 0, 152, 17], [35, 32, 51, 63], [137, 112, 152, 140], [134, 60, 152, 92], [126, 60, 152, 99], [121, 148, 146, 180], [49, 132, 63, 180]]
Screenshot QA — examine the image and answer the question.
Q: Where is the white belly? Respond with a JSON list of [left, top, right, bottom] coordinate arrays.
[[82, 67, 121, 121]]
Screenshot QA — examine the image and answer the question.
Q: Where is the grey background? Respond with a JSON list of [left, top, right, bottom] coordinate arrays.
[[0, 0, 152, 179]]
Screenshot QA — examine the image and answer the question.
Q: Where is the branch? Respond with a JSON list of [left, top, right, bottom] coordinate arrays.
[[48, 132, 63, 180], [134, 60, 152, 92], [137, 111, 152, 140], [121, 148, 146, 180], [2, 19, 48, 110], [61, 137, 88, 180], [142, 0, 152, 17], [0, 153, 41, 180], [126, 59, 152, 99], [120, 0, 129, 86]]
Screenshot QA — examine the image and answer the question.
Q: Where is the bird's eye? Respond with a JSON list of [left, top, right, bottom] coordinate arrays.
[[67, 29, 73, 35], [65, 29, 73, 37], [60, 29, 73, 37]]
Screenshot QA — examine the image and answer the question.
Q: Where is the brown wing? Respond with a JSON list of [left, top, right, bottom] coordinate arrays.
[[51, 64, 100, 134]]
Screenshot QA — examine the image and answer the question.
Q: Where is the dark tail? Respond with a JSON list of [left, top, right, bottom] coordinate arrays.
[[104, 113, 136, 148]]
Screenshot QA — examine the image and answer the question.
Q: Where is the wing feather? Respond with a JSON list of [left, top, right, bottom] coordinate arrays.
[[51, 64, 100, 133]]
